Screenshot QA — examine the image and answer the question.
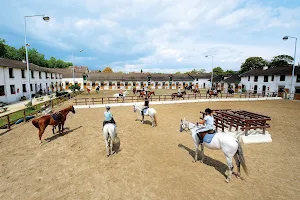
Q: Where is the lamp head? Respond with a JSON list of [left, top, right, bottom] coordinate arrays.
[[283, 36, 289, 41], [43, 16, 50, 22], [205, 55, 208, 58]]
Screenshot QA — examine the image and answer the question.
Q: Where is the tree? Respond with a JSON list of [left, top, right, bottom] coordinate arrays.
[[102, 67, 113, 73], [198, 68, 206, 73], [0, 38, 7, 58], [175, 71, 181, 74], [224, 69, 236, 74], [240, 57, 268, 73], [141, 69, 143, 73], [213, 66, 224, 75], [269, 54, 294, 68], [69, 85, 81, 91]]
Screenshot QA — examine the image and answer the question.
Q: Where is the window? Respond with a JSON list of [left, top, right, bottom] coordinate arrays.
[[30, 84, 33, 91], [21, 70, 25, 78], [31, 71, 34, 79], [51, 73, 53, 79], [92, 82, 95, 87], [264, 75, 268, 82], [66, 82, 69, 86], [40, 83, 42, 90], [84, 83, 87, 86], [0, 85, 5, 96], [22, 84, 27, 92], [280, 75, 285, 81], [297, 75, 300, 82], [248, 76, 250, 81], [39, 72, 42, 79], [271, 75, 274, 81], [9, 68, 14, 78], [254, 76, 258, 82], [10, 85, 15, 94]]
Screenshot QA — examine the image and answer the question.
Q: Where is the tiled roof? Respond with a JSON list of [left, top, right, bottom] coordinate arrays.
[[86, 73, 212, 81], [223, 74, 241, 83], [0, 58, 62, 73], [240, 66, 300, 77]]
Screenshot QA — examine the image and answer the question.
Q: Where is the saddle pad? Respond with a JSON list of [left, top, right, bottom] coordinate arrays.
[[203, 133, 216, 144], [143, 109, 148, 114], [51, 113, 61, 121]]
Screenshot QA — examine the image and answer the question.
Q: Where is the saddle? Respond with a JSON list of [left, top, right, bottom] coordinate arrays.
[[103, 119, 116, 126], [196, 130, 216, 144], [51, 112, 63, 122]]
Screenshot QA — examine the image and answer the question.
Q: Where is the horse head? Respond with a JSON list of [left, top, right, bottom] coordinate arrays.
[[133, 105, 136, 112], [70, 105, 76, 114], [179, 118, 187, 132]]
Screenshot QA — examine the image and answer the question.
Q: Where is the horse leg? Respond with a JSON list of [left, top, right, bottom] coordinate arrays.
[[60, 122, 65, 135], [234, 153, 241, 178], [200, 143, 204, 163], [225, 156, 234, 183], [105, 138, 110, 157], [39, 128, 45, 145], [193, 143, 199, 163], [110, 137, 113, 155]]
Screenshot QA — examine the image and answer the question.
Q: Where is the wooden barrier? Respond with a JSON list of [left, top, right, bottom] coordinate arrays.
[[0, 91, 82, 130], [200, 109, 271, 135]]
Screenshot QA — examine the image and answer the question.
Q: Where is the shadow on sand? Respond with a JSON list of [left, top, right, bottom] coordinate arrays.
[[45, 125, 83, 143], [178, 143, 228, 177]]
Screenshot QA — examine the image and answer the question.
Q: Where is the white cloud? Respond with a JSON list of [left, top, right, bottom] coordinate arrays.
[[1, 0, 300, 72]]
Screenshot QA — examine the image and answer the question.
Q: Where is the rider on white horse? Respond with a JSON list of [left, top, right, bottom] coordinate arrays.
[[142, 97, 149, 117], [103, 106, 116, 129], [178, 87, 182, 96], [118, 87, 123, 97], [196, 108, 215, 139]]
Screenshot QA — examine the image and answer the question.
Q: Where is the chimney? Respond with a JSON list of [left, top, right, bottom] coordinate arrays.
[[263, 66, 268, 70]]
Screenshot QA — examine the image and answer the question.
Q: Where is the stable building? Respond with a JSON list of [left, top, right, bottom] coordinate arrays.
[[0, 58, 63, 103]]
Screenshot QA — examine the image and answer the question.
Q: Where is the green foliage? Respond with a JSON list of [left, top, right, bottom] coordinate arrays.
[[268, 54, 294, 68], [0, 37, 73, 68], [175, 71, 181, 74], [102, 67, 113, 73], [184, 68, 206, 74], [0, 38, 7, 57], [240, 57, 269, 73], [69, 85, 81, 91], [213, 66, 224, 75], [25, 101, 33, 108]]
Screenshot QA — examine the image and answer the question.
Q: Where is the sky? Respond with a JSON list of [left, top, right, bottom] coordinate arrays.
[[0, 0, 299, 73]]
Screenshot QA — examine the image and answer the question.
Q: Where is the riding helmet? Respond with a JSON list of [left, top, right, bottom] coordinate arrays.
[[106, 106, 111, 110]]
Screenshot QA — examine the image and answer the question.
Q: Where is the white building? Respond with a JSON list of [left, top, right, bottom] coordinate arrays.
[[239, 66, 300, 95], [0, 58, 63, 103], [68, 73, 212, 91]]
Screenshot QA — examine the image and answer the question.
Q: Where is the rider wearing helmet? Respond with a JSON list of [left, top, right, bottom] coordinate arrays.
[[142, 97, 149, 116], [103, 106, 116, 128], [197, 108, 214, 133]]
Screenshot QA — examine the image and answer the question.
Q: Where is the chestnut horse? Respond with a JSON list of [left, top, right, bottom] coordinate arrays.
[[171, 90, 186, 100], [191, 88, 200, 93], [32, 105, 76, 144]]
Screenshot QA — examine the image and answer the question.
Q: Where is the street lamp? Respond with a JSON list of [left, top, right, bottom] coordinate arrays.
[[283, 36, 297, 100], [205, 55, 214, 88], [24, 14, 50, 103], [72, 49, 83, 85]]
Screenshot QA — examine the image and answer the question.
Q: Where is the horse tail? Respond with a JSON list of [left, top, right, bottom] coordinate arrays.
[[154, 112, 158, 126], [32, 119, 40, 129], [237, 141, 248, 176]]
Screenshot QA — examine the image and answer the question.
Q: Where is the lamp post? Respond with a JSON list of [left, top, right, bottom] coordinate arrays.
[[72, 49, 83, 85], [24, 15, 50, 103], [283, 36, 297, 100], [205, 55, 214, 88]]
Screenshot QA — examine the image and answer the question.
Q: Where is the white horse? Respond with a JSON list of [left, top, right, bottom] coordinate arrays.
[[113, 90, 129, 98], [133, 104, 157, 127], [179, 118, 248, 183], [102, 123, 117, 157]]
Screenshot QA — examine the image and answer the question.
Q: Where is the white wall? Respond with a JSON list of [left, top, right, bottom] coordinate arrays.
[[240, 74, 300, 94], [0, 67, 62, 103]]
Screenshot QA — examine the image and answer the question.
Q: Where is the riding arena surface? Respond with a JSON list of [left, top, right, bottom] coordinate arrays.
[[0, 99, 300, 199]]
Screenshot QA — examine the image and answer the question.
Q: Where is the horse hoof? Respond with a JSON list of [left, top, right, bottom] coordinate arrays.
[[225, 179, 230, 183], [192, 160, 197, 163], [200, 160, 203, 163]]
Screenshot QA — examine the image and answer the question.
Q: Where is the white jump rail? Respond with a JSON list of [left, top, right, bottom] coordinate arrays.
[[74, 97, 282, 109]]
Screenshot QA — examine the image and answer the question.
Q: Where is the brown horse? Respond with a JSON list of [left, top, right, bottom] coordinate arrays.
[[171, 91, 186, 100], [191, 88, 200, 93], [207, 90, 219, 98], [32, 105, 76, 144], [148, 91, 155, 96]]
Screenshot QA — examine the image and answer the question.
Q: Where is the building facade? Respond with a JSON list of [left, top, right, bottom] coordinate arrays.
[[239, 66, 300, 95], [60, 72, 212, 91], [0, 58, 63, 103]]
